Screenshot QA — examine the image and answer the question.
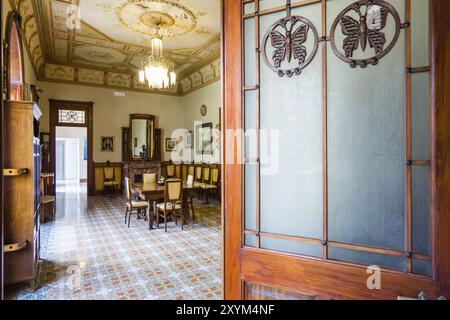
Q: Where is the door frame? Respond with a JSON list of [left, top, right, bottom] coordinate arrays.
[[223, 0, 450, 299], [49, 99, 94, 195]]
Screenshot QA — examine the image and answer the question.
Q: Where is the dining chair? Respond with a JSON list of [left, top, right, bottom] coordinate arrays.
[[188, 164, 195, 177], [166, 164, 175, 178], [181, 164, 188, 182], [104, 166, 119, 195], [199, 166, 211, 203], [143, 173, 157, 183], [125, 177, 149, 228], [194, 165, 204, 200], [201, 167, 220, 203], [156, 179, 184, 232], [175, 164, 182, 179]]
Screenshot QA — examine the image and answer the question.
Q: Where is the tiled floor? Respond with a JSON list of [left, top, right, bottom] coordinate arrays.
[[6, 182, 222, 300]]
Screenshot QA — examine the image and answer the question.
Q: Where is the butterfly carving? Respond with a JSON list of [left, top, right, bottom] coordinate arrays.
[[270, 22, 309, 68], [340, 5, 388, 58]]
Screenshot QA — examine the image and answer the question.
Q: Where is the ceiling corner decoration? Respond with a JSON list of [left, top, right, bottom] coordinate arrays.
[[12, 0, 221, 96]]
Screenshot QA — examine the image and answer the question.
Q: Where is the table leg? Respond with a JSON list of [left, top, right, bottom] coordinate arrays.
[[147, 200, 154, 230]]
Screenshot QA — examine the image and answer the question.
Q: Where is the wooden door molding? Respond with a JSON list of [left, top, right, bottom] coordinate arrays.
[[431, 0, 450, 297], [49, 99, 94, 196], [223, 0, 450, 300], [1, 0, 4, 301], [223, 0, 243, 300]]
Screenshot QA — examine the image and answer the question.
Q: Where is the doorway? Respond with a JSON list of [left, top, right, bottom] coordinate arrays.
[[56, 127, 87, 189], [50, 100, 94, 196]]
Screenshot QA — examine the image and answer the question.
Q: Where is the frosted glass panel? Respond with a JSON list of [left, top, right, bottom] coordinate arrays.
[[412, 259, 432, 277], [261, 238, 322, 258], [412, 166, 431, 255], [259, 4, 323, 240], [329, 247, 406, 271], [245, 90, 257, 159], [244, 1, 255, 15], [411, 72, 430, 161], [411, 0, 430, 67], [327, 0, 406, 251], [245, 163, 258, 230], [244, 18, 256, 86], [245, 234, 257, 247], [259, 0, 286, 11]]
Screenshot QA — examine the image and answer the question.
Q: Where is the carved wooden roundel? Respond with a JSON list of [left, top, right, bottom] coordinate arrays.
[[262, 15, 319, 77], [330, 0, 402, 68]]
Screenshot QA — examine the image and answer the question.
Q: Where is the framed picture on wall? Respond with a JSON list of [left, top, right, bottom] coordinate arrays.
[[195, 122, 213, 155], [101, 136, 115, 152], [166, 138, 177, 152]]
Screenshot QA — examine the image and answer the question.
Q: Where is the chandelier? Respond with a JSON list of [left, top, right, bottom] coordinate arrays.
[[138, 30, 176, 89]]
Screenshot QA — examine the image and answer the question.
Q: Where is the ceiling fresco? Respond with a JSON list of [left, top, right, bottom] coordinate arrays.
[[10, 0, 221, 95]]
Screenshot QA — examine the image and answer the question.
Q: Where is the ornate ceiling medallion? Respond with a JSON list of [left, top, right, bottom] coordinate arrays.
[[116, 0, 199, 39], [262, 4, 319, 77], [330, 0, 402, 68]]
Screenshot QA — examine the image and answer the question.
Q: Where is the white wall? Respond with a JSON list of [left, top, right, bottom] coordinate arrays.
[[180, 81, 221, 163], [37, 80, 221, 164], [56, 127, 87, 180], [181, 81, 221, 132], [37, 81, 184, 162]]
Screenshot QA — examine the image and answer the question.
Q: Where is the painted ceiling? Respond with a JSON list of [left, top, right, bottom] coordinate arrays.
[[10, 0, 221, 95]]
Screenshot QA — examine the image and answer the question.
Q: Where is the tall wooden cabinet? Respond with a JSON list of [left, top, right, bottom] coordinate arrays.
[[3, 101, 42, 285]]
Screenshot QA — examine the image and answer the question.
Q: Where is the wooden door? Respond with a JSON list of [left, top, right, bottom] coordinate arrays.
[[223, 0, 450, 300]]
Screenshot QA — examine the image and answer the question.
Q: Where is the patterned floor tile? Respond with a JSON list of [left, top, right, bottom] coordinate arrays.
[[5, 182, 222, 300]]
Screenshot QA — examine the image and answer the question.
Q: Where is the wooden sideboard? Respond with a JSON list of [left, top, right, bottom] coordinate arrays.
[[3, 101, 42, 285]]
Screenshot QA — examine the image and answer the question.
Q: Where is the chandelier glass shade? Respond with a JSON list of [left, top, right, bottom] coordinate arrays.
[[138, 35, 176, 89]]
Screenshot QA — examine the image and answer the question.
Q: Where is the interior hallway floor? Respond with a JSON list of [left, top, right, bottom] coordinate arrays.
[[6, 182, 222, 300]]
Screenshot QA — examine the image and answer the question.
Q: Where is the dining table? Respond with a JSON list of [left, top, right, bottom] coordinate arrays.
[[132, 181, 198, 230]]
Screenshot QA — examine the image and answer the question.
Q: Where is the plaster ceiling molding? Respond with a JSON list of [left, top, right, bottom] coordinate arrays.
[[212, 59, 221, 78], [78, 68, 105, 85], [18, 0, 34, 18], [107, 72, 131, 88], [51, 1, 72, 32], [74, 46, 127, 65], [88, 0, 219, 49], [200, 64, 214, 83], [180, 78, 192, 92], [175, 62, 194, 74], [190, 72, 202, 88], [16, 0, 221, 96], [133, 76, 150, 90], [53, 30, 69, 40], [45, 64, 75, 81], [55, 39, 69, 58]]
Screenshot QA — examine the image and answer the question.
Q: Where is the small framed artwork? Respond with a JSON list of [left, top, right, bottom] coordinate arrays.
[[101, 136, 115, 152], [166, 138, 177, 152]]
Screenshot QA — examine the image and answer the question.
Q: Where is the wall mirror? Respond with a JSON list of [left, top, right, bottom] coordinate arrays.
[[130, 114, 155, 161]]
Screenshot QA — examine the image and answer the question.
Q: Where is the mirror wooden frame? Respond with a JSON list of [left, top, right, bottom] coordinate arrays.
[[129, 114, 156, 162]]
